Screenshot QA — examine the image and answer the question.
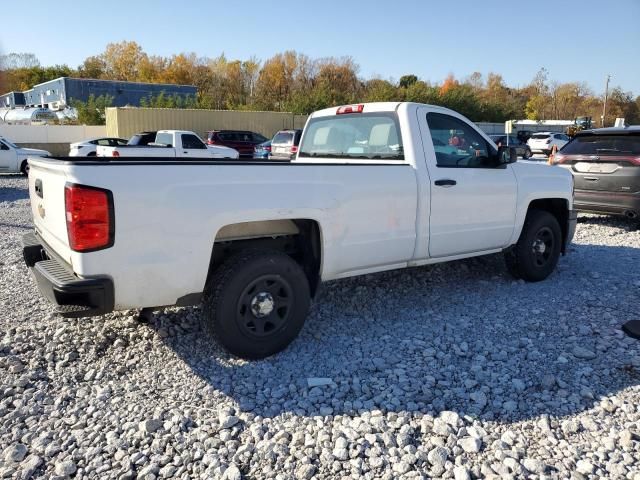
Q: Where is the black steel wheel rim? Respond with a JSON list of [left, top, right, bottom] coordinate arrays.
[[237, 274, 293, 338], [531, 226, 554, 267]]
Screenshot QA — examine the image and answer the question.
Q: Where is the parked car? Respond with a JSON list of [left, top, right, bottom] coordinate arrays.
[[269, 129, 302, 160], [554, 126, 640, 219], [489, 135, 532, 159], [206, 130, 269, 157], [516, 130, 534, 144], [527, 132, 570, 156], [23, 102, 575, 359], [253, 140, 271, 159], [69, 137, 129, 157], [127, 131, 157, 146], [0, 136, 49, 175], [96, 130, 239, 159]]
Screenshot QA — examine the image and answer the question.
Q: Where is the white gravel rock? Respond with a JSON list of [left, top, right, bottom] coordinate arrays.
[[458, 436, 482, 453], [3, 444, 27, 463], [54, 460, 77, 477]]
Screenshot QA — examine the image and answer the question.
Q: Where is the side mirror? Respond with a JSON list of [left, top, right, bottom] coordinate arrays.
[[498, 145, 517, 164]]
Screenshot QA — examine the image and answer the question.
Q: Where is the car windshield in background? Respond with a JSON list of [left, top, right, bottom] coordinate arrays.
[[562, 135, 640, 155], [298, 113, 403, 160], [2, 139, 18, 148], [531, 134, 550, 139]]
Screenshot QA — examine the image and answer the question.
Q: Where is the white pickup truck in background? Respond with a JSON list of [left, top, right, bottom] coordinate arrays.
[[0, 136, 50, 175], [23, 102, 576, 359], [96, 130, 239, 159]]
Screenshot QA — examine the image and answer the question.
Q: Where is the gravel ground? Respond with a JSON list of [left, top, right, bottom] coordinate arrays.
[[1, 173, 639, 479]]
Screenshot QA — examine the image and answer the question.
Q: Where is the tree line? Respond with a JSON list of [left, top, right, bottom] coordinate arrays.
[[1, 43, 638, 126]]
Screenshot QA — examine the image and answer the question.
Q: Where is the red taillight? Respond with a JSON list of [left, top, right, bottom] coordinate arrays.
[[265, 146, 271, 152], [112, 150, 120, 157], [207, 139, 214, 144], [65, 184, 114, 252], [290, 145, 298, 153], [336, 104, 364, 114]]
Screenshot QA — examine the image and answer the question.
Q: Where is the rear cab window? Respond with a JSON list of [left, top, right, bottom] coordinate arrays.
[[298, 113, 404, 160], [531, 134, 550, 139]]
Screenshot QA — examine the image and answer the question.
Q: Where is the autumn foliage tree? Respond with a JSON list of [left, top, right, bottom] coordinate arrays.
[[1, 43, 638, 126]]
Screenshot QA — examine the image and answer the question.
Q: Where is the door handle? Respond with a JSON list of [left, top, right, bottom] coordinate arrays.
[[434, 179, 457, 187], [584, 177, 598, 181]]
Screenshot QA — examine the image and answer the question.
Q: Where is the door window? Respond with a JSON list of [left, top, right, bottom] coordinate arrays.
[[181, 134, 206, 149], [426, 113, 498, 168], [0, 142, 9, 151]]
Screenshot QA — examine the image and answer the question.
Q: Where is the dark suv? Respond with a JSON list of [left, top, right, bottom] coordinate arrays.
[[489, 135, 532, 159], [206, 130, 269, 157], [554, 127, 640, 219]]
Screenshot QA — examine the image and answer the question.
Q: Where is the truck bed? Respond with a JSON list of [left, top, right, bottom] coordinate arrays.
[[27, 155, 417, 310]]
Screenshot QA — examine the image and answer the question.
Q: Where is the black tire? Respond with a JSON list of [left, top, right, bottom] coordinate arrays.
[[20, 160, 29, 176], [504, 209, 562, 282], [523, 148, 532, 159], [201, 249, 310, 359], [543, 149, 551, 157]]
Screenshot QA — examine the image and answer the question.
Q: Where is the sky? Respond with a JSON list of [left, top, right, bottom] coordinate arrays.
[[2, 0, 639, 96]]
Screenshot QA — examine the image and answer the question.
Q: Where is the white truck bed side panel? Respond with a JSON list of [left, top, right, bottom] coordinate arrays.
[[65, 164, 418, 309]]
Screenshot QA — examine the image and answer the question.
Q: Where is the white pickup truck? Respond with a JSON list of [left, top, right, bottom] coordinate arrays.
[[23, 102, 576, 359], [96, 130, 239, 159], [0, 136, 50, 175]]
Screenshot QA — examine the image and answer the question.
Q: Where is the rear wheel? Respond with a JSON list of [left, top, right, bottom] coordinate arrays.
[[201, 249, 310, 359], [523, 148, 532, 159], [20, 160, 29, 176], [504, 209, 561, 282]]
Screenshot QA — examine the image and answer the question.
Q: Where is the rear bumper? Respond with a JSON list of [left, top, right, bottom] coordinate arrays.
[[574, 190, 640, 217], [22, 232, 114, 318]]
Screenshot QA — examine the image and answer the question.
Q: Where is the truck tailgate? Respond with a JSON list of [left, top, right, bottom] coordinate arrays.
[[28, 158, 73, 263]]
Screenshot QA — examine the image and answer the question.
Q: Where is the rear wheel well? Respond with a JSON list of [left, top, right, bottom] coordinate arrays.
[[205, 219, 322, 296], [527, 198, 569, 253]]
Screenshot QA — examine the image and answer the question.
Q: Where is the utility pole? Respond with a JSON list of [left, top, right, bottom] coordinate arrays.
[[602, 74, 611, 128]]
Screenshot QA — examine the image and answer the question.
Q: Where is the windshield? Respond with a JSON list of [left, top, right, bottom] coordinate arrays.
[[298, 112, 403, 160], [562, 135, 640, 155], [1, 138, 18, 148]]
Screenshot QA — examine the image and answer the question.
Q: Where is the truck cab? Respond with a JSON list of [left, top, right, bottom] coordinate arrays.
[[96, 130, 239, 159]]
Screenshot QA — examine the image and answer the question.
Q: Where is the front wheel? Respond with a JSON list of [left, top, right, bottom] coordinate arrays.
[[523, 148, 532, 159], [504, 209, 562, 282], [20, 160, 29, 176], [201, 249, 310, 359]]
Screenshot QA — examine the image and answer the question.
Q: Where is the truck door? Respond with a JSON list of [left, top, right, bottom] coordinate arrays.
[[0, 141, 18, 171], [180, 133, 210, 158], [417, 108, 518, 258]]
